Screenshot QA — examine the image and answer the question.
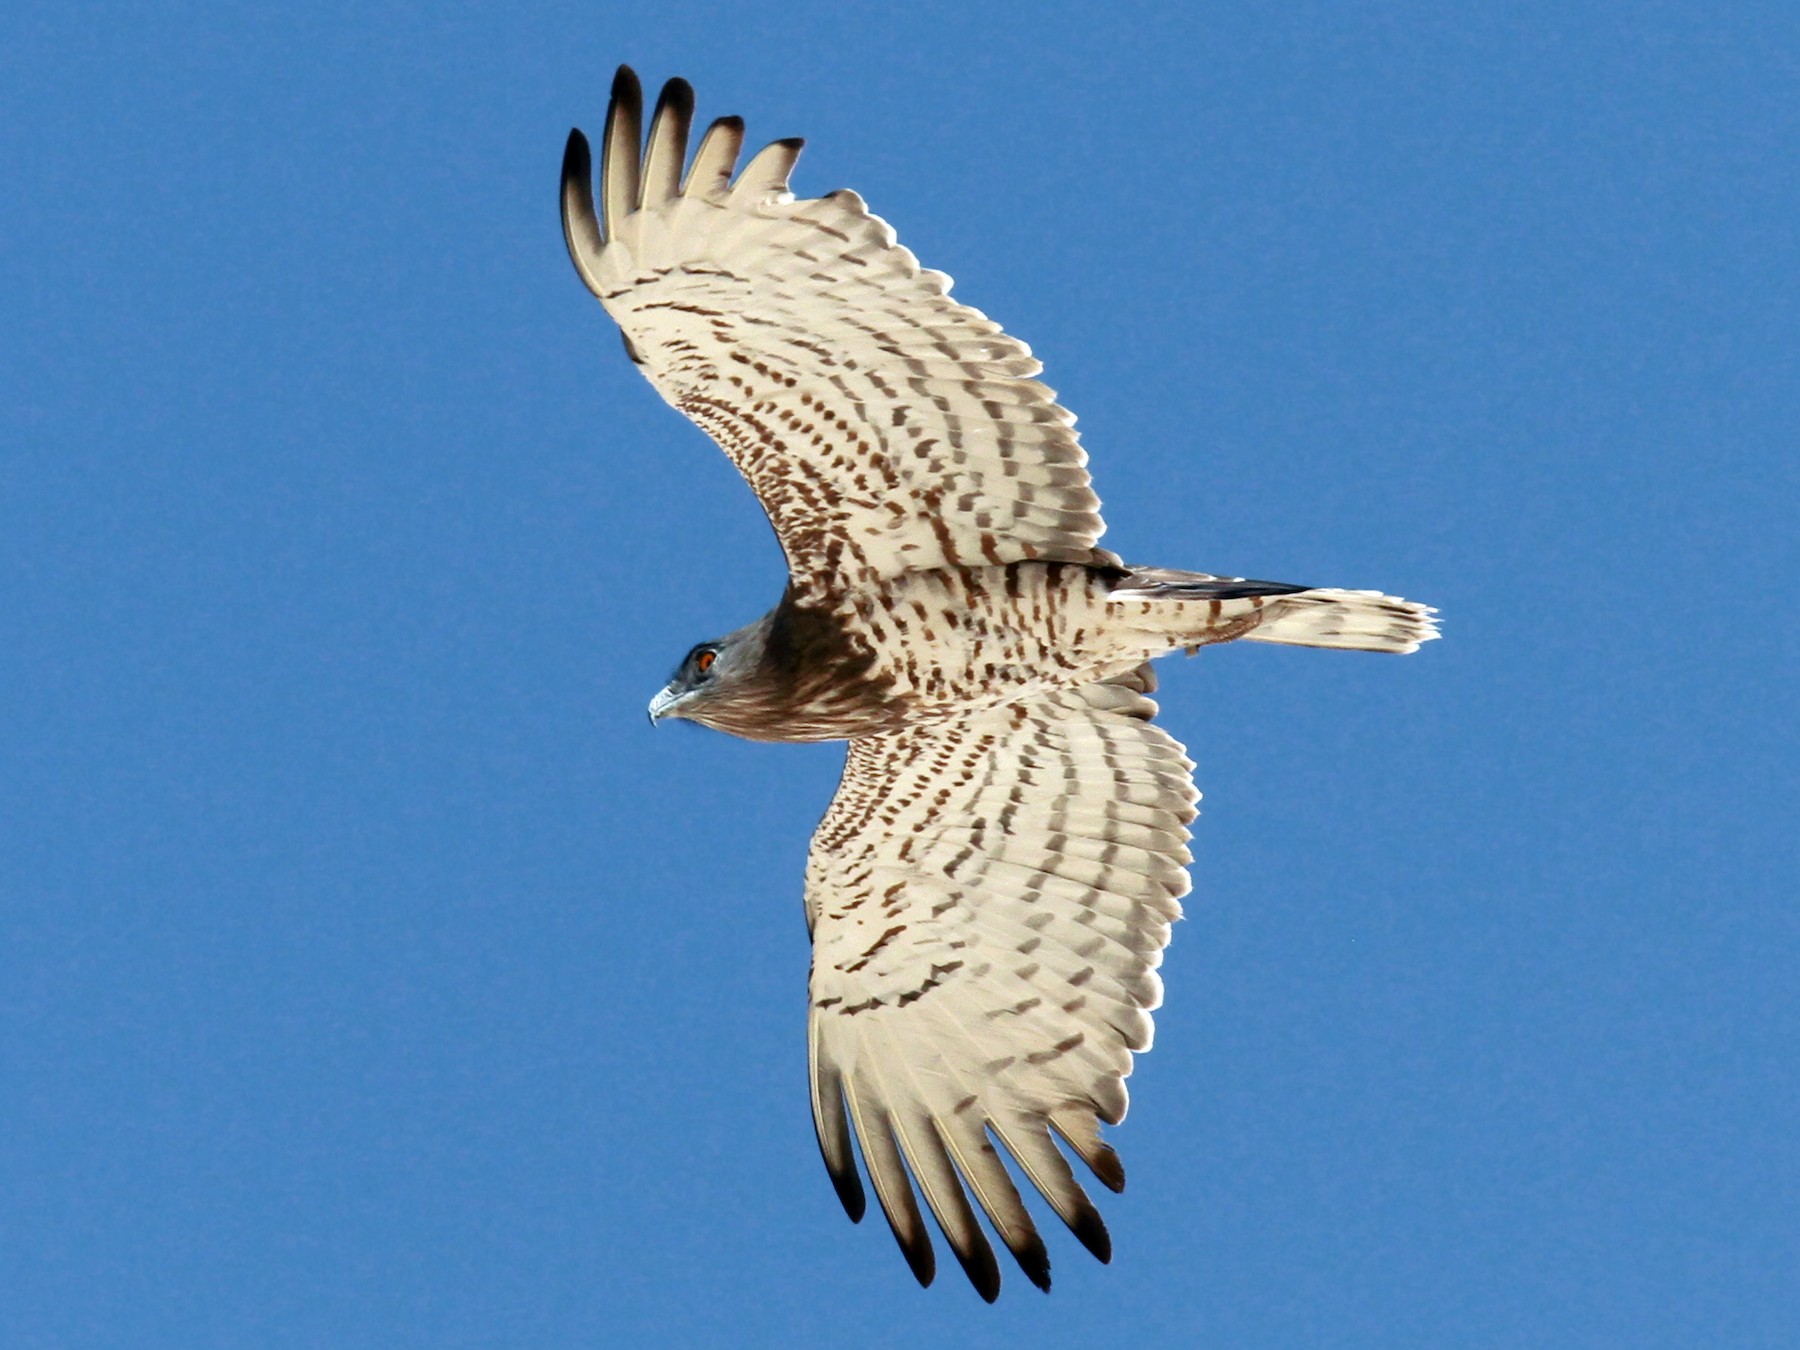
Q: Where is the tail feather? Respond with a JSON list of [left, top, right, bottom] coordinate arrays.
[[1109, 569, 1439, 655], [1244, 588, 1439, 654]]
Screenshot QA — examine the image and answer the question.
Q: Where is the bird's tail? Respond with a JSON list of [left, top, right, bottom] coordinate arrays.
[[1109, 571, 1439, 655], [1242, 587, 1439, 653]]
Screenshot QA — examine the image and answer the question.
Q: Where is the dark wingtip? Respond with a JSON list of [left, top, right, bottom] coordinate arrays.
[[949, 1234, 1002, 1304], [1014, 1232, 1053, 1293], [1071, 1202, 1113, 1265], [559, 128, 604, 296], [773, 135, 806, 151], [713, 114, 745, 135], [899, 1228, 936, 1289], [1091, 1143, 1127, 1194], [827, 1161, 866, 1224], [561, 127, 591, 184], [604, 68, 644, 158], [656, 76, 695, 119]]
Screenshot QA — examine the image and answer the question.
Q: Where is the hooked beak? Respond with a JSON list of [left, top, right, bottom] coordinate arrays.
[[647, 685, 683, 725]]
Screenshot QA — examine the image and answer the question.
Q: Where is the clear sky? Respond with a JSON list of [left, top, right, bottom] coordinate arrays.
[[4, 2, 1796, 1346]]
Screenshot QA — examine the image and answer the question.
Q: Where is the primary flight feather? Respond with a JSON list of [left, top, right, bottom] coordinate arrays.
[[562, 66, 1437, 1301]]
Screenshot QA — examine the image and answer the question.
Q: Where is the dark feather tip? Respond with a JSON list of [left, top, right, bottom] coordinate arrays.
[[654, 77, 695, 119], [898, 1229, 936, 1289], [1012, 1232, 1053, 1293], [1091, 1144, 1127, 1194], [559, 129, 604, 293], [950, 1237, 1002, 1304], [1071, 1204, 1112, 1265], [561, 129, 591, 182], [610, 64, 642, 106], [827, 1163, 866, 1224]]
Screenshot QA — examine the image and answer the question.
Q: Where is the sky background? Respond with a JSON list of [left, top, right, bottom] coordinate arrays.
[[4, 2, 1796, 1346]]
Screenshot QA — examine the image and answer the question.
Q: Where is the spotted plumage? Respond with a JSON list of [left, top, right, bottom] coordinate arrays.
[[563, 67, 1438, 1300]]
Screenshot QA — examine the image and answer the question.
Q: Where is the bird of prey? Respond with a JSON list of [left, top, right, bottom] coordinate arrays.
[[561, 67, 1437, 1301]]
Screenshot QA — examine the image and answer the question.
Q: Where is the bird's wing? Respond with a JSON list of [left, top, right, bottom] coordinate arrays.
[[803, 665, 1196, 1299], [562, 68, 1111, 609]]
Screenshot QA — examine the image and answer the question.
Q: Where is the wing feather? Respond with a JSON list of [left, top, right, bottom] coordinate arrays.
[[884, 1084, 1002, 1301], [804, 667, 1197, 1295], [935, 1115, 1052, 1291], [560, 131, 605, 299], [599, 66, 642, 243], [685, 115, 744, 198], [990, 1114, 1114, 1263], [639, 78, 695, 209], [731, 136, 805, 204], [843, 1078, 935, 1288], [562, 67, 1114, 607], [806, 1025, 866, 1222]]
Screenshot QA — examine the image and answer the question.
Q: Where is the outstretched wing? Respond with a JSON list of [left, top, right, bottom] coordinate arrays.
[[804, 667, 1197, 1299], [562, 68, 1110, 609]]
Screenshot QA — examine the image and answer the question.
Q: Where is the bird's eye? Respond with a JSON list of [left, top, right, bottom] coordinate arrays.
[[694, 648, 716, 674]]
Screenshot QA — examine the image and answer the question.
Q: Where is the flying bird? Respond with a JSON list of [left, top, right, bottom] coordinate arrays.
[[561, 67, 1437, 1301]]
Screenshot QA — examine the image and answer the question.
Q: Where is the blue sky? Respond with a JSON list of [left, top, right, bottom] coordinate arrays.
[[4, 1, 1796, 1345]]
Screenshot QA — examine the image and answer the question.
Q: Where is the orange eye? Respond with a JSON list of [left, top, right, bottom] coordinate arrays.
[[695, 649, 716, 674]]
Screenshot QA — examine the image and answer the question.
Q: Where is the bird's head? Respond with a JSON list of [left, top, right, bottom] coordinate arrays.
[[646, 626, 762, 729]]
